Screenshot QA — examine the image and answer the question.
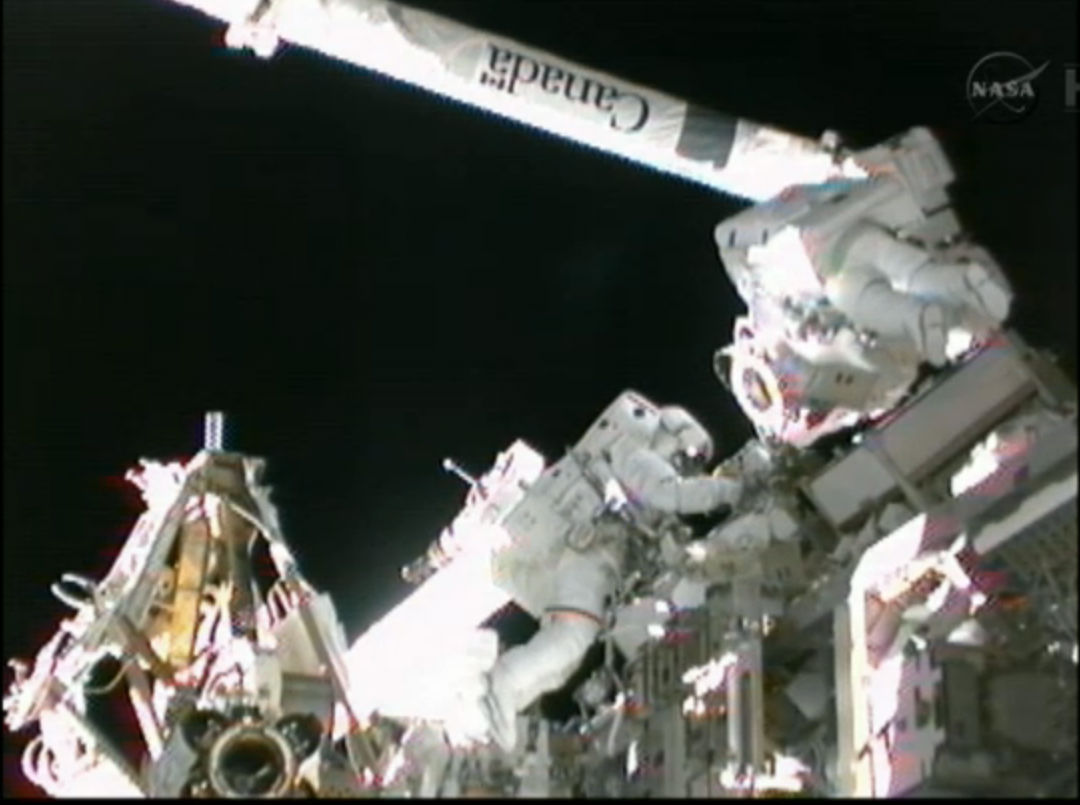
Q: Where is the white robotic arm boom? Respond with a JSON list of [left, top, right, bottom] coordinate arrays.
[[164, 0, 852, 202]]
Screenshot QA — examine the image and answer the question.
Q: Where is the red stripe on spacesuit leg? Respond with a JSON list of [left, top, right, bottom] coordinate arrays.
[[543, 607, 606, 626]]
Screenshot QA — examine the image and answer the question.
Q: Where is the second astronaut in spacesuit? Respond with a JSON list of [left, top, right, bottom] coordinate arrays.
[[715, 127, 1012, 371], [477, 391, 742, 751]]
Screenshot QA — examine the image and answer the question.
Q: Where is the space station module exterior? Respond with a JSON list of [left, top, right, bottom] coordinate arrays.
[[714, 127, 1014, 446], [478, 390, 742, 751]]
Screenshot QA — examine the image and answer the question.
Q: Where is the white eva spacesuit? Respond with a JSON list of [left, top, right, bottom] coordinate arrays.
[[478, 391, 742, 751], [714, 127, 1013, 445]]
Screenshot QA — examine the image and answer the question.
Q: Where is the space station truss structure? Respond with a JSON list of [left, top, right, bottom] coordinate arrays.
[[348, 332, 1077, 799]]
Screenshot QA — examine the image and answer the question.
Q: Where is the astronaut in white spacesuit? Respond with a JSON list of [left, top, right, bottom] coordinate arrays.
[[478, 391, 742, 751], [713, 128, 1014, 446], [716, 127, 1012, 370], [807, 181, 1009, 367]]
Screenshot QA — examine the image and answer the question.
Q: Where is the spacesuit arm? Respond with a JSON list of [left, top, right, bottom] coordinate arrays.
[[617, 448, 742, 515]]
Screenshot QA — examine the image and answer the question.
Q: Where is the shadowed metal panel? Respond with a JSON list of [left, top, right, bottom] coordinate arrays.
[[807, 337, 1037, 527]]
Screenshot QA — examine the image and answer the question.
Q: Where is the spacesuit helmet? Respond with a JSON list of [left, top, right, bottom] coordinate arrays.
[[652, 406, 715, 474]]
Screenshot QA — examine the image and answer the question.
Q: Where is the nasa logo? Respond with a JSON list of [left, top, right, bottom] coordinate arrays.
[[966, 51, 1049, 122]]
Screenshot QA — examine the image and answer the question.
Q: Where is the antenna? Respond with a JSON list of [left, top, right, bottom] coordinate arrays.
[[441, 457, 479, 488], [204, 411, 225, 452]]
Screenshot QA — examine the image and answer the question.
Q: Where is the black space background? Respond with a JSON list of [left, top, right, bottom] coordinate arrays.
[[2, 0, 1076, 795]]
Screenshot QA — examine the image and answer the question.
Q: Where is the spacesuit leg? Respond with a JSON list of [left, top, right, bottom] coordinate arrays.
[[824, 263, 949, 366], [842, 224, 1011, 326], [410, 725, 452, 797], [482, 614, 600, 750], [482, 551, 616, 752], [906, 260, 1011, 327]]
